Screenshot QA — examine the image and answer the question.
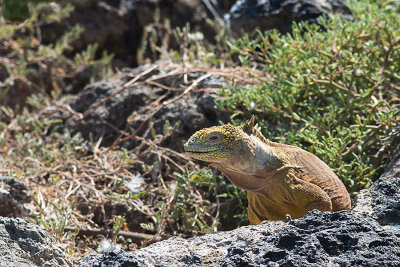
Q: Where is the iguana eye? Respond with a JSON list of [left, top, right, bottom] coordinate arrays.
[[207, 134, 221, 142]]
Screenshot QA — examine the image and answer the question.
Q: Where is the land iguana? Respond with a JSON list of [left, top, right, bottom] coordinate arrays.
[[183, 116, 351, 224]]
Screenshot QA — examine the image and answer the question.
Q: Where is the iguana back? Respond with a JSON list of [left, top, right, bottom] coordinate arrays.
[[277, 145, 351, 212]]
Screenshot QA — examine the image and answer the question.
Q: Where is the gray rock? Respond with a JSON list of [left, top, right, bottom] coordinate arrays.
[[131, 219, 285, 266], [354, 145, 400, 225], [0, 176, 32, 217], [79, 210, 400, 266], [225, 0, 352, 37], [0, 217, 71, 266]]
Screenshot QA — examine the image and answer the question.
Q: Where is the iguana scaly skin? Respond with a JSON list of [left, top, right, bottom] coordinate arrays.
[[184, 116, 351, 224]]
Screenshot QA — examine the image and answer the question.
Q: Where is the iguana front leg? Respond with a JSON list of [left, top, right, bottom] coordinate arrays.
[[286, 175, 333, 215]]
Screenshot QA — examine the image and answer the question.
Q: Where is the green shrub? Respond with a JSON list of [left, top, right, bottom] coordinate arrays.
[[144, 168, 248, 236], [219, 0, 400, 196]]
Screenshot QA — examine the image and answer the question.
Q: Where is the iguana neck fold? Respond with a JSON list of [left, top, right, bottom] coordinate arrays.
[[211, 134, 287, 193], [220, 134, 284, 176]]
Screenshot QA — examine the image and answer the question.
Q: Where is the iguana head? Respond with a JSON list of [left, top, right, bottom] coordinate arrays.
[[184, 116, 263, 163], [184, 123, 244, 162]]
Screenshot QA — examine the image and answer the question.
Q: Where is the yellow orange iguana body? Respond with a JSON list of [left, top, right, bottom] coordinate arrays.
[[184, 116, 351, 224]]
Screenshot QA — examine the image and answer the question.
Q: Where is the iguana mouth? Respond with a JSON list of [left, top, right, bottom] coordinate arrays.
[[184, 146, 226, 161], [184, 147, 218, 154], [183, 143, 219, 153], [185, 149, 228, 162]]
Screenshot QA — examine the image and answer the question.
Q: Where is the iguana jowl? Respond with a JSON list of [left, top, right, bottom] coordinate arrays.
[[184, 116, 351, 224]]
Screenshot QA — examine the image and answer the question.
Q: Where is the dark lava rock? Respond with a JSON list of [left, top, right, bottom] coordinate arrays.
[[354, 145, 400, 225], [225, 0, 352, 37], [371, 145, 400, 225], [179, 251, 203, 266], [0, 176, 32, 217], [79, 210, 400, 266], [246, 211, 400, 266], [79, 250, 144, 267], [0, 63, 9, 82], [40, 0, 139, 67], [0, 217, 71, 266], [61, 62, 228, 149]]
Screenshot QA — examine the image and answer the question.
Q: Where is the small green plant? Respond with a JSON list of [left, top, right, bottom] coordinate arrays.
[[31, 191, 74, 239], [173, 168, 220, 233], [2, 1, 72, 22], [217, 183, 249, 227], [113, 216, 126, 235], [73, 43, 114, 83], [145, 167, 248, 236], [143, 168, 219, 236]]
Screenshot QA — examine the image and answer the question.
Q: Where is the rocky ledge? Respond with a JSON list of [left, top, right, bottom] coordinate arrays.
[[353, 144, 400, 226], [79, 211, 400, 266]]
